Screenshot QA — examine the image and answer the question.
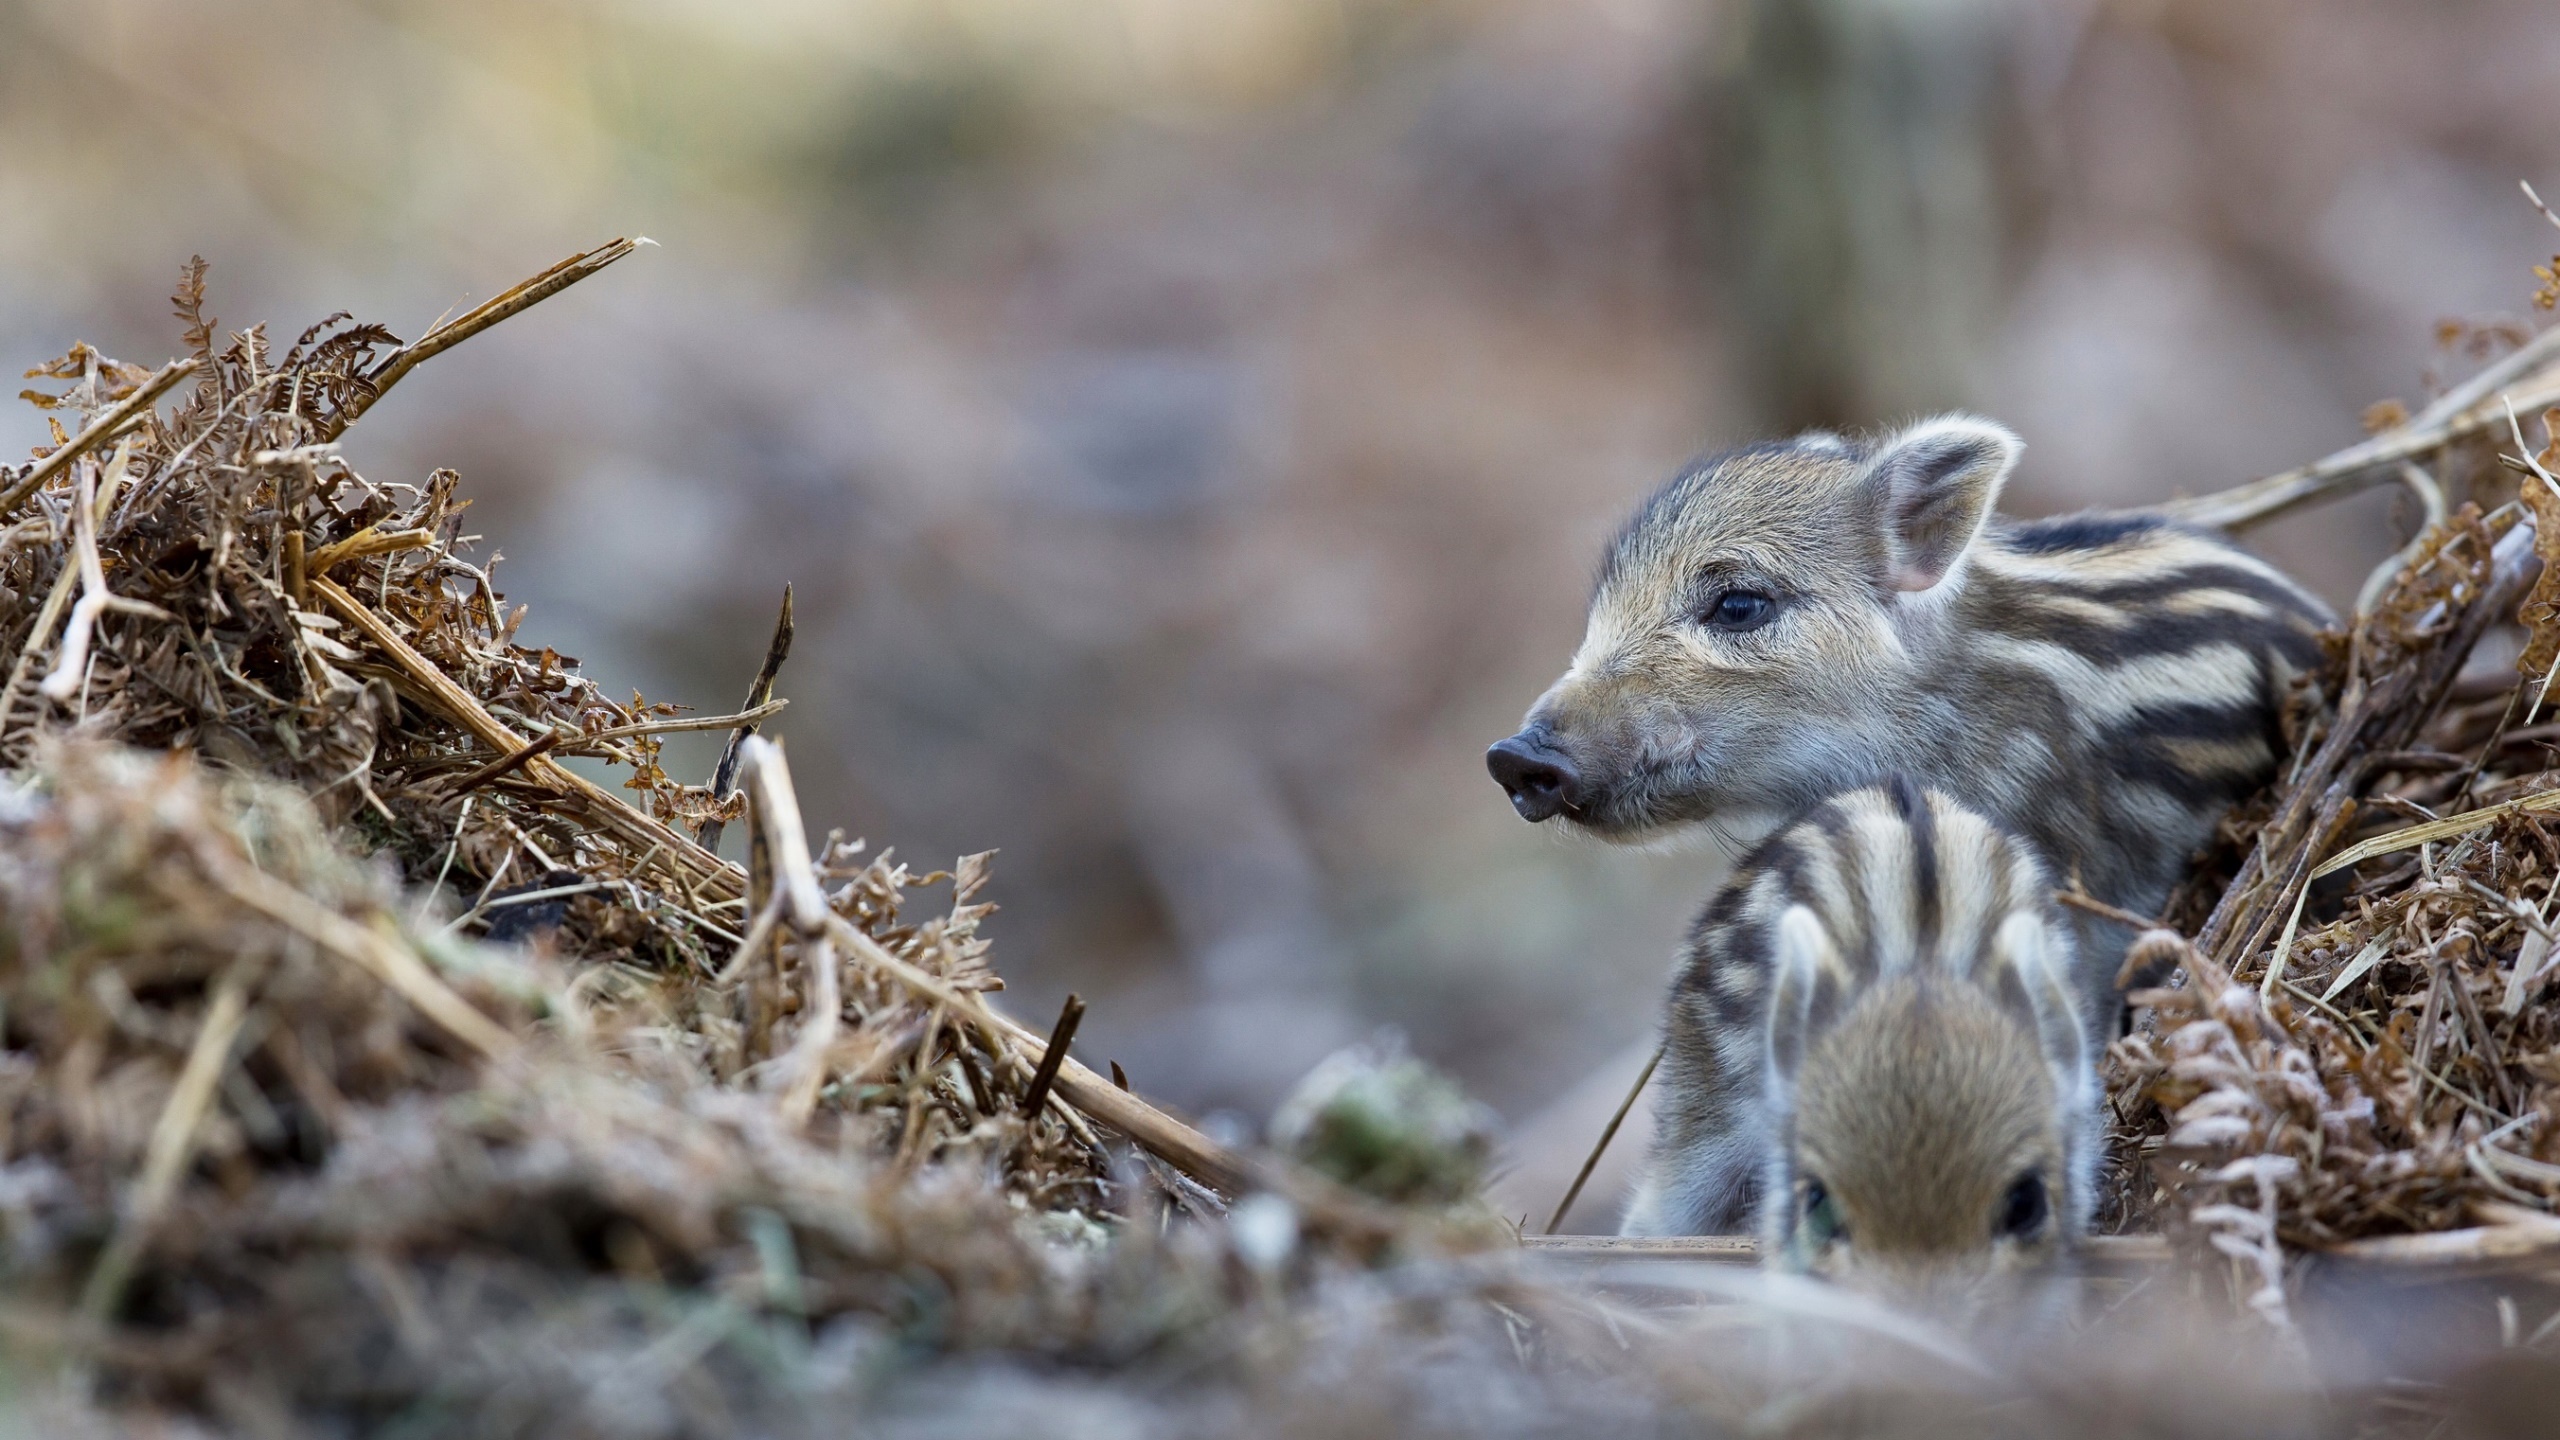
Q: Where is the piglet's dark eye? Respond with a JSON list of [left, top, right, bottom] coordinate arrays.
[[1705, 590, 1775, 631], [1999, 1173, 2048, 1240], [1802, 1179, 1846, 1244]]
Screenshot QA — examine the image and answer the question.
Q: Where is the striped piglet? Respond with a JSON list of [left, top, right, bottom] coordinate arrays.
[[1624, 780, 2099, 1321]]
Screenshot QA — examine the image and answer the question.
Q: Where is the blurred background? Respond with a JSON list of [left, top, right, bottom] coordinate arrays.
[[5, 0, 2558, 1227]]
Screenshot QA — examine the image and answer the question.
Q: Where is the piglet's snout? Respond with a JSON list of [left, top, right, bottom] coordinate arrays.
[[1844, 1259, 1994, 1328], [1485, 730, 1583, 822]]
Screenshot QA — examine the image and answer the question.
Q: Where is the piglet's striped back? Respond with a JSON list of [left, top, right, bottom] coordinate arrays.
[[1949, 509, 2326, 927]]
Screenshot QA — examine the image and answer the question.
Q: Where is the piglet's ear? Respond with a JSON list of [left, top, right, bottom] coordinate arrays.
[[1861, 415, 2021, 593], [1988, 911, 2089, 1102], [1766, 905, 1843, 1085]]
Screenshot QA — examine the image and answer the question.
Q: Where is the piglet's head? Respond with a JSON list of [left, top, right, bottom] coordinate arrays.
[[1763, 902, 2095, 1326], [1486, 416, 2022, 843]]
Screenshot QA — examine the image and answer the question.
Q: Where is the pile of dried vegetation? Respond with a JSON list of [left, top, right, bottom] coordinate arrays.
[[2097, 272, 2560, 1321], [0, 243, 1435, 1434], [7, 239, 2560, 1437]]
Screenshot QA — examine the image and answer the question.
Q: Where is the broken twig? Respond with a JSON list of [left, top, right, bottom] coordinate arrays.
[[318, 238, 645, 442], [699, 584, 794, 851], [1019, 994, 1086, 1122], [1547, 1045, 1660, 1235]]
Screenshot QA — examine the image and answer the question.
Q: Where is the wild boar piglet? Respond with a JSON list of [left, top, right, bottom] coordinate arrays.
[[1488, 415, 2329, 995], [1625, 780, 2098, 1323]]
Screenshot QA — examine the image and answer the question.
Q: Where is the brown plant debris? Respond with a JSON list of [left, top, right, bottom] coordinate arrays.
[[2110, 401, 2560, 1283]]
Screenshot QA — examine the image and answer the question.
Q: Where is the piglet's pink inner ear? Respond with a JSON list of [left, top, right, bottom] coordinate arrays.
[[1864, 415, 2023, 593]]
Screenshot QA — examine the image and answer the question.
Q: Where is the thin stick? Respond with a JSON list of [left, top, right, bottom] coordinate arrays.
[[740, 736, 827, 932], [2239, 520, 2548, 916], [318, 238, 645, 442], [1519, 1232, 2172, 1275], [447, 731, 563, 795], [470, 880, 616, 914], [823, 906, 1303, 1211], [698, 584, 794, 851], [2169, 358, 2560, 531], [712, 891, 788, 986], [777, 936, 840, 1125], [413, 794, 476, 927], [745, 768, 780, 1054], [1018, 994, 1086, 1121], [560, 699, 788, 751], [76, 959, 252, 1326], [2329, 1215, 2560, 1266], [0, 356, 197, 517], [1547, 1045, 1661, 1235], [824, 899, 1315, 1212], [2352, 462, 2450, 618], [440, 703, 791, 782], [743, 735, 843, 1123], [1519, 1234, 1756, 1263], [2055, 889, 2164, 932], [2302, 784, 2560, 890], [824, 911, 999, 1027], [2525, 180, 2560, 235]]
